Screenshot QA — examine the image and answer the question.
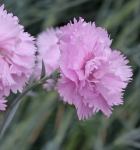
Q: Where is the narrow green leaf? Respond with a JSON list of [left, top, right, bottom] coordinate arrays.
[[40, 60, 46, 79], [0, 100, 20, 140]]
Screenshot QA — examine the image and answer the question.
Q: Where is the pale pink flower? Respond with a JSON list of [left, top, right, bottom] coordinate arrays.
[[35, 28, 60, 90], [0, 5, 36, 99], [56, 18, 132, 120]]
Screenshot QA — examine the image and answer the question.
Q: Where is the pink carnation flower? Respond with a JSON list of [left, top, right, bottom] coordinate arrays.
[[56, 18, 132, 120], [35, 28, 60, 91], [0, 5, 36, 104]]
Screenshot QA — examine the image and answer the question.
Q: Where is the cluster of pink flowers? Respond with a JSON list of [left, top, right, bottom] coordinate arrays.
[[35, 28, 60, 91], [55, 18, 132, 120], [0, 4, 132, 120], [0, 5, 36, 110]]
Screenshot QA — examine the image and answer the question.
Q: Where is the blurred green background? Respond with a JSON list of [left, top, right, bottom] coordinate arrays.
[[0, 0, 140, 150]]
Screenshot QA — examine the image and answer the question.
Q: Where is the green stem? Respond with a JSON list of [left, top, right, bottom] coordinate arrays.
[[0, 70, 60, 139]]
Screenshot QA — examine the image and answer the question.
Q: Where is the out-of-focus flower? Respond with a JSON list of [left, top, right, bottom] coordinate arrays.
[[0, 98, 7, 111], [56, 17, 132, 120], [0, 5, 36, 102], [35, 28, 60, 91]]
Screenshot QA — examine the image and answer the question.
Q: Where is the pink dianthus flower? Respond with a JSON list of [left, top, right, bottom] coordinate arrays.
[[0, 4, 36, 108], [56, 18, 132, 120], [35, 28, 60, 91]]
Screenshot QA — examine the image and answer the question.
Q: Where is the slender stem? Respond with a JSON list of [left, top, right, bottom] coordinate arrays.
[[0, 70, 60, 138], [0, 82, 39, 137]]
